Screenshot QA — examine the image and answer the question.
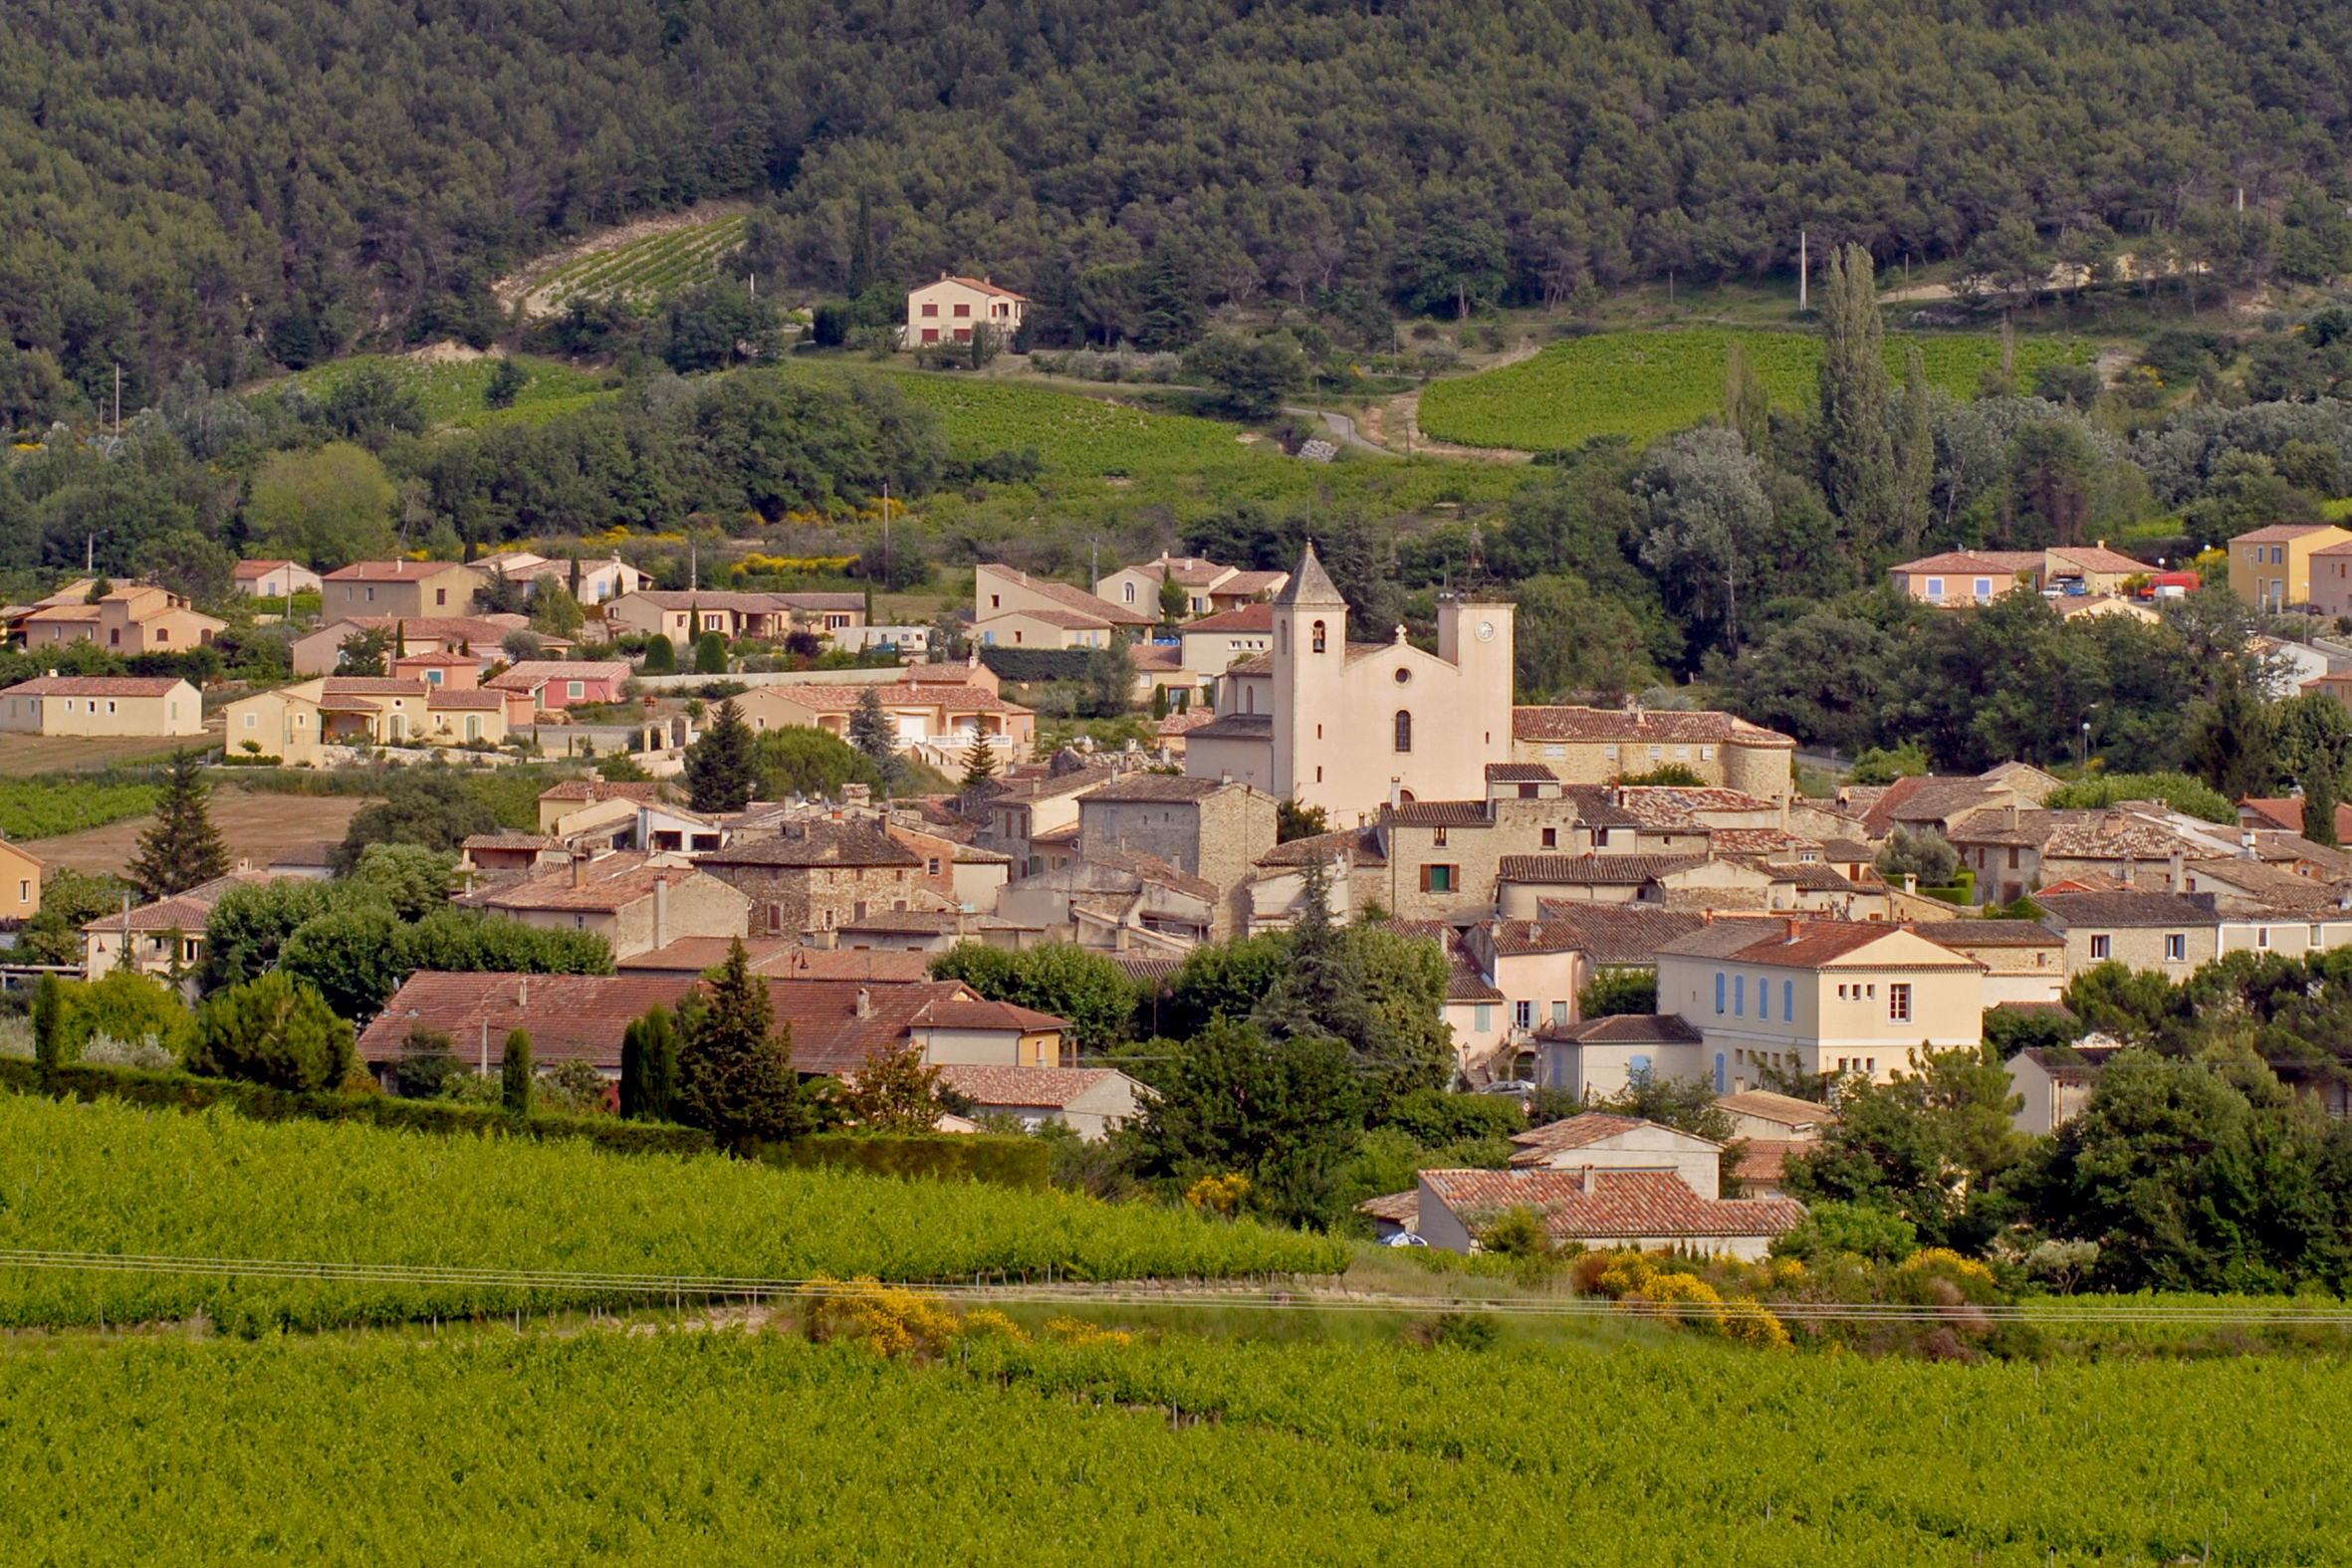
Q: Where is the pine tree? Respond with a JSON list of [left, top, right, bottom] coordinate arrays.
[[126, 749, 229, 900], [1816, 242, 1899, 554], [675, 938, 810, 1144], [848, 685, 897, 767], [958, 727, 999, 792], [682, 698, 758, 811], [619, 1003, 680, 1120], [502, 1027, 533, 1114]]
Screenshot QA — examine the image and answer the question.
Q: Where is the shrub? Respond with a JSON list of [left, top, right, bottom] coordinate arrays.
[[191, 971, 356, 1092]]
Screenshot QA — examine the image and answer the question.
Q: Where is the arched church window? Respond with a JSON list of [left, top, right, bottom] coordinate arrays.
[[1393, 710, 1412, 753], [1311, 619, 1326, 653]]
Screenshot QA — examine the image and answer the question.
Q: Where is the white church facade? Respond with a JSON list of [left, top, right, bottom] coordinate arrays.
[[1184, 544, 1517, 823]]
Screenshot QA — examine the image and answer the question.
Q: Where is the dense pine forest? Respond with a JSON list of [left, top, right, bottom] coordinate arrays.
[[8, 0, 2352, 412]]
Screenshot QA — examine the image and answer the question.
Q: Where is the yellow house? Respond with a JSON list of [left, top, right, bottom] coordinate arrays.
[[2230, 523, 2352, 610], [902, 274, 1027, 346], [0, 838, 41, 924], [1654, 918, 1988, 1091], [222, 677, 508, 764], [20, 582, 225, 654], [0, 675, 204, 737]]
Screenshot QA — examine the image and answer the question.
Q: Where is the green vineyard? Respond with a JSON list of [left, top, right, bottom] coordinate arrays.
[[532, 213, 749, 309], [0, 1096, 1344, 1330], [0, 779, 160, 839], [3, 1329, 2338, 1564], [879, 373, 1257, 479], [278, 353, 607, 427], [1419, 329, 2097, 451]]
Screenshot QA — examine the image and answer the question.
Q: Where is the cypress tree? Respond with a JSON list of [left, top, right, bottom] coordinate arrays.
[[641, 634, 676, 675], [620, 1004, 680, 1120], [675, 938, 810, 1144], [501, 1027, 533, 1114], [1816, 242, 1899, 554], [682, 698, 758, 811], [2306, 768, 2342, 849], [125, 749, 229, 900], [1724, 341, 1771, 456], [32, 974, 63, 1084], [695, 631, 729, 674]]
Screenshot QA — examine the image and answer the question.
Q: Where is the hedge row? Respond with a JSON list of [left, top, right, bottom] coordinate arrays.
[[0, 1060, 1051, 1187], [978, 648, 1097, 683]]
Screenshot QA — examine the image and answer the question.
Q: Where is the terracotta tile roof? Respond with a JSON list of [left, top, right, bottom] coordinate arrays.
[[1254, 824, 1386, 869], [1355, 1191, 1421, 1225], [1486, 763, 1559, 784], [462, 831, 560, 851], [1887, 550, 2047, 575], [81, 892, 222, 935], [1113, 955, 1188, 985], [912, 997, 1067, 1032], [933, 1064, 1129, 1109], [1184, 602, 1274, 633], [233, 560, 301, 577], [693, 822, 922, 869], [322, 677, 430, 696], [2186, 858, 2352, 913], [1820, 839, 1878, 862], [482, 854, 735, 915], [1156, 710, 1217, 737], [1511, 707, 1794, 748], [1524, 906, 1709, 965], [1420, 1168, 1806, 1241], [2232, 523, 2344, 545], [354, 972, 694, 1068], [324, 560, 475, 581], [1559, 785, 1644, 828], [487, 660, 630, 689], [1184, 712, 1274, 741], [1380, 800, 1493, 827], [1079, 843, 1218, 904], [2032, 891, 2220, 928], [1224, 653, 1274, 677], [428, 690, 505, 710], [935, 276, 1028, 301], [1482, 919, 1593, 956], [1716, 1089, 1839, 1128], [1531, 1013, 1705, 1045], [1002, 606, 1114, 630], [1861, 776, 2010, 837], [1083, 774, 1236, 803], [1768, 862, 1858, 892], [2239, 798, 2352, 842], [620, 589, 826, 613], [2, 675, 187, 697], [1509, 1110, 1692, 1152], [540, 780, 665, 804], [1129, 644, 1186, 672], [618, 939, 933, 983], [1910, 919, 2061, 948], [1215, 570, 1289, 597], [766, 979, 999, 1074], [1657, 919, 1985, 970], [1711, 828, 1813, 856], [753, 683, 1031, 715], [1498, 853, 1708, 885], [323, 614, 550, 644], [2046, 545, 2148, 574], [2245, 830, 2352, 878], [975, 564, 1152, 625], [1735, 1139, 1812, 1188]]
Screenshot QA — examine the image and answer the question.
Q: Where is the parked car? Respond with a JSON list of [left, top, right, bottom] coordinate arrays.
[[1381, 1232, 1429, 1247], [1478, 1079, 1537, 1096]]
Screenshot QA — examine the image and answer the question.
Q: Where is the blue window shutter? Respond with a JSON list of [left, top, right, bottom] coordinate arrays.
[[1734, 975, 1745, 1016], [1715, 973, 1725, 1013], [1783, 980, 1793, 1021], [1715, 1053, 1726, 1093]]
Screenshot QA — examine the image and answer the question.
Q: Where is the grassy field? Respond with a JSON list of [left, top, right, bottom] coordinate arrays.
[[4, 1328, 2342, 1563], [272, 353, 609, 429], [1418, 329, 2097, 451], [0, 733, 191, 777], [0, 1095, 1345, 1331]]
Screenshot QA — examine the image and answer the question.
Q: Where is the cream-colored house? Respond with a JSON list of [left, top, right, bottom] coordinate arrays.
[[2232, 523, 2351, 610], [322, 560, 484, 621], [733, 682, 1036, 757], [21, 582, 224, 654], [604, 589, 867, 643], [1910, 919, 2065, 1004], [1885, 551, 2047, 605], [0, 675, 203, 737], [1654, 919, 1988, 1090], [1183, 544, 1516, 824], [291, 614, 549, 677], [972, 563, 1151, 637], [902, 274, 1026, 346], [471, 551, 647, 605], [232, 560, 324, 598], [974, 608, 1114, 650], [221, 677, 508, 763], [1095, 555, 1290, 619], [1178, 603, 1276, 676]]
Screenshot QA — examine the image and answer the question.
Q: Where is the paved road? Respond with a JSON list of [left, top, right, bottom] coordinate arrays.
[[1283, 405, 1389, 454]]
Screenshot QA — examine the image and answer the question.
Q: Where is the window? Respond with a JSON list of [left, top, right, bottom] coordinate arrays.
[[1513, 1002, 1532, 1029], [2313, 925, 2325, 947], [921, 329, 938, 343], [1975, 578, 1993, 599], [1783, 980, 1794, 1021], [1888, 984, 1911, 1022], [1715, 973, 1726, 1013], [1474, 1004, 1493, 1032], [2272, 546, 2284, 563], [953, 303, 970, 318], [1734, 975, 1745, 1016], [1393, 667, 1410, 685], [1648, 746, 1661, 761], [109, 628, 119, 645], [1420, 864, 1456, 893], [1925, 577, 1945, 599], [567, 681, 585, 700], [1700, 746, 1714, 761], [922, 303, 938, 318], [1592, 828, 1609, 848], [573, 915, 585, 931], [16, 881, 25, 903], [365, 587, 375, 602], [1604, 745, 1618, 761], [2257, 927, 2270, 949], [436, 588, 447, 606], [183, 938, 199, 964], [155, 627, 168, 643], [1675, 746, 1689, 761], [2090, 934, 2111, 960], [1551, 1001, 1568, 1025], [1394, 711, 1412, 753], [1432, 827, 1447, 847], [244, 713, 257, 729], [1123, 582, 1136, 603], [1540, 828, 1556, 849], [2008, 846, 2020, 869], [2165, 933, 2186, 961], [1311, 619, 1325, 652]]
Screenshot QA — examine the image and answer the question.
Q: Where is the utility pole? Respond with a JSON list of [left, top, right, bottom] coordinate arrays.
[[1798, 231, 1808, 312], [881, 480, 891, 591], [1090, 539, 1099, 597], [689, 539, 697, 592]]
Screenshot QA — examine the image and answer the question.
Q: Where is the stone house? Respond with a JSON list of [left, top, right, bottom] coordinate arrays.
[[2005, 1044, 2126, 1136], [1532, 1013, 1709, 1102], [1655, 919, 1988, 1091], [0, 675, 203, 738], [2029, 890, 2221, 981], [1074, 774, 1278, 940], [1909, 919, 2065, 1004], [21, 581, 224, 654], [1945, 806, 2199, 906], [994, 846, 1219, 954], [692, 821, 955, 938], [471, 852, 749, 960], [1494, 853, 1781, 918], [1414, 1163, 1804, 1260], [1509, 706, 1795, 795]]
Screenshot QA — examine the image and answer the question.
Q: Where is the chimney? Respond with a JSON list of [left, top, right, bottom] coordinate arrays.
[[1388, 779, 1402, 810], [854, 987, 872, 1019], [572, 853, 588, 890], [1579, 1163, 1593, 1196], [1784, 917, 1801, 943], [2102, 809, 2125, 833], [2241, 831, 2257, 861], [1904, 873, 1919, 895], [653, 874, 669, 951], [2168, 849, 2184, 890], [1113, 922, 1131, 953], [2003, 803, 2018, 829], [517, 976, 529, 1008]]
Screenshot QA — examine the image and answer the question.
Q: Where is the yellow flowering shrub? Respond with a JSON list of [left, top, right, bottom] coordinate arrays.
[[1185, 1172, 1251, 1219], [1902, 1247, 1998, 1285], [1595, 1250, 1657, 1298], [960, 1308, 1031, 1345], [1636, 1270, 1726, 1329], [1719, 1299, 1793, 1351], [1045, 1316, 1135, 1348], [810, 1275, 966, 1361]]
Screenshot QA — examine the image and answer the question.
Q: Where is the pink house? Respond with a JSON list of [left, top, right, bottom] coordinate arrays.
[[487, 659, 630, 723]]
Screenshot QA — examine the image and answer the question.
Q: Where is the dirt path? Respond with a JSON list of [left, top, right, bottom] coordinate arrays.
[[29, 788, 378, 876]]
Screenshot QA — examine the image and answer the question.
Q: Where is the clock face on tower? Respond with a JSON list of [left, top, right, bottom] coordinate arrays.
[[1475, 619, 1496, 642]]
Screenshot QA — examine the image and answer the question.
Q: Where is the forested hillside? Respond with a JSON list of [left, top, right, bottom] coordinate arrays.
[[6, 0, 2352, 413]]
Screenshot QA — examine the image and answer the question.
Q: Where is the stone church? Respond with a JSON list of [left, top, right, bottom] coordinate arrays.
[[1184, 544, 1517, 823]]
